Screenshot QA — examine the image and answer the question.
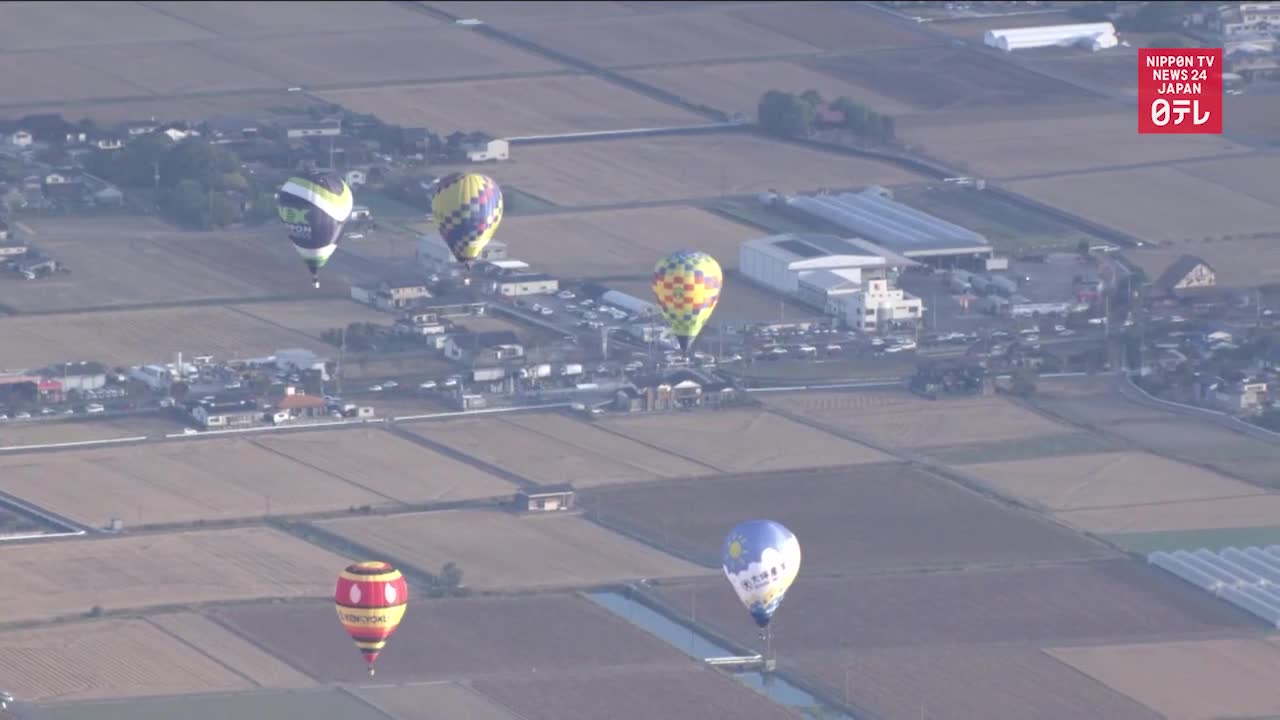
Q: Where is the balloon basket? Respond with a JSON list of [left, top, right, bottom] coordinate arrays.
[[367, 667, 376, 677]]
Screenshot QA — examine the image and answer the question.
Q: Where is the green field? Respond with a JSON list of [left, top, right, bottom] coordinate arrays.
[[503, 186, 558, 215], [708, 198, 823, 235], [927, 432, 1119, 466], [1104, 526, 1280, 555], [892, 183, 1101, 255]]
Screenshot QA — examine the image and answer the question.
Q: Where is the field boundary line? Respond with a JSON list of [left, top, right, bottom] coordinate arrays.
[[0, 435, 148, 452], [393, 402, 571, 422], [163, 418, 383, 439]]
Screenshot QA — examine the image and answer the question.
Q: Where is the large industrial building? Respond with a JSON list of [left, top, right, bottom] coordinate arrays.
[[740, 233, 923, 331], [983, 22, 1119, 52], [780, 188, 993, 266]]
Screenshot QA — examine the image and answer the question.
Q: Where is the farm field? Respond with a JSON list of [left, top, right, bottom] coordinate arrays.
[[794, 645, 1162, 720], [500, 206, 757, 278], [315, 509, 710, 590], [404, 413, 710, 486], [963, 452, 1267, 512], [656, 559, 1254, 655], [37, 688, 391, 720], [813, 46, 1096, 113], [0, 3, 214, 49], [605, 274, 821, 325], [1177, 154, 1280, 207], [1223, 94, 1280, 146], [625, 59, 916, 117], [0, 51, 152, 106], [425, 0, 638, 24], [1, 91, 317, 126], [56, 43, 281, 95], [227, 299, 390, 339], [762, 390, 1073, 449], [1126, 237, 1280, 289], [892, 182, 1101, 254], [482, 134, 922, 206], [1055, 494, 1280, 535], [1048, 638, 1280, 720], [0, 219, 359, 312], [0, 416, 177, 450], [146, 613, 317, 689], [1033, 376, 1170, 424], [897, 107, 1249, 179], [504, 11, 818, 68], [1008, 167, 1280, 245], [355, 682, 524, 720], [0, 619, 254, 704], [0, 305, 334, 370], [924, 432, 1120, 466], [473, 666, 799, 720], [149, 1, 442, 37], [209, 27, 563, 87], [584, 464, 1109, 571], [214, 594, 688, 683], [0, 437, 395, 526], [0, 526, 343, 622], [597, 408, 892, 473], [930, 10, 1076, 39], [317, 73, 703, 138], [1026, 53, 1143, 98], [731, 2, 938, 52], [252, 428, 518, 503]]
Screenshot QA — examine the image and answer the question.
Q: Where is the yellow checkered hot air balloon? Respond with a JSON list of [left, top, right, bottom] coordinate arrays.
[[652, 250, 723, 355], [430, 173, 503, 266]]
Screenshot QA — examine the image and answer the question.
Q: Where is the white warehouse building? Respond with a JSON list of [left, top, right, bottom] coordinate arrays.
[[984, 22, 1118, 52], [740, 234, 924, 331]]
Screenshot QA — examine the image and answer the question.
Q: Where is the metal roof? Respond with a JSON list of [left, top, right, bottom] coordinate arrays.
[[800, 268, 863, 291], [785, 189, 992, 258], [1150, 546, 1280, 628]]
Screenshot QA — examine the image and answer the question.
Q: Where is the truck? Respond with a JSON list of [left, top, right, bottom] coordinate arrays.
[[472, 367, 505, 383], [518, 363, 552, 380], [987, 275, 1019, 297], [559, 363, 584, 377]]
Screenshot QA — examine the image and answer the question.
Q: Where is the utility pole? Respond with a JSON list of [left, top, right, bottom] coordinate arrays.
[[336, 325, 345, 396]]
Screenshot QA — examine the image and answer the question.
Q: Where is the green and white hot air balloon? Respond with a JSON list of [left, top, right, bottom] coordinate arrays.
[[277, 171, 354, 289]]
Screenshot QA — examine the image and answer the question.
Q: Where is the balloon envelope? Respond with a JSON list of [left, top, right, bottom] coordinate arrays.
[[652, 250, 723, 353], [721, 520, 801, 628], [334, 561, 409, 674], [431, 173, 503, 263], [277, 171, 353, 283]]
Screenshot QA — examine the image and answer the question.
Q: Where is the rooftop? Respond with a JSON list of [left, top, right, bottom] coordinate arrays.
[[1154, 254, 1213, 293], [277, 393, 326, 410], [784, 188, 992, 258], [498, 272, 556, 283], [453, 330, 521, 349], [746, 232, 917, 269], [41, 361, 108, 377]]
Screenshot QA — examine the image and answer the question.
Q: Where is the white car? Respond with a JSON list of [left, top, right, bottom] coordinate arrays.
[[418, 381, 437, 391], [86, 403, 106, 414], [182, 427, 199, 435], [368, 384, 384, 392], [15, 412, 30, 419], [442, 377, 459, 388], [539, 306, 554, 316], [557, 290, 575, 300], [382, 380, 399, 389]]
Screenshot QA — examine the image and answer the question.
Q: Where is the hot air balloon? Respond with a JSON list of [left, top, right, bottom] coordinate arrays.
[[430, 173, 503, 283], [277, 171, 354, 289], [652, 250, 723, 355], [722, 520, 801, 639], [334, 561, 409, 676]]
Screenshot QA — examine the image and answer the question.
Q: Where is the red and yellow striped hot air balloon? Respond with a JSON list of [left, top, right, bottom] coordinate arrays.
[[334, 561, 409, 676]]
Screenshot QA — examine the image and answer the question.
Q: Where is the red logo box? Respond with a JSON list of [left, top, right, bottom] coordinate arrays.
[[1138, 48, 1223, 135]]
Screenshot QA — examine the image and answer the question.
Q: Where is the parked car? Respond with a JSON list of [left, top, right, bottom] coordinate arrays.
[[86, 403, 105, 414]]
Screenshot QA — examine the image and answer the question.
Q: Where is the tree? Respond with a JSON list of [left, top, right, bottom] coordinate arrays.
[[1076, 239, 1092, 257], [757, 90, 815, 138], [1146, 33, 1191, 48], [17, 113, 73, 143], [1068, 1, 1114, 22], [832, 96, 870, 133], [165, 179, 209, 228], [799, 89, 824, 108]]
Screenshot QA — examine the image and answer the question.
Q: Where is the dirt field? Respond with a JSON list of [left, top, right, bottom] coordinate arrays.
[[0, 51, 152, 106], [149, 1, 441, 38], [0, 3, 214, 50], [1126, 237, 1280, 289], [898, 107, 1249, 179], [0, 619, 255, 703], [1009, 167, 1280, 245], [504, 11, 819, 68], [474, 666, 799, 720], [1224, 93, 1280, 146], [762, 390, 1073, 449], [0, 306, 336, 370], [426, 1, 638, 24], [0, 218, 364, 312], [931, 10, 1076, 39], [252, 428, 518, 503], [0, 416, 178, 449], [318, 74, 703, 138], [38, 688, 395, 720], [404, 413, 710, 487], [0, 527, 343, 622], [355, 682, 525, 720], [604, 273, 821, 325], [625, 58, 917, 117], [483, 133, 922, 206], [0, 91, 317, 127], [500, 206, 757, 278], [656, 559, 1255, 656], [814, 45, 1096, 113], [214, 594, 687, 683], [146, 612, 317, 689], [210, 27, 563, 87], [1177, 154, 1280, 207], [55, 43, 281, 96], [794, 645, 1162, 720], [597, 408, 891, 473], [963, 452, 1267, 512], [1048, 638, 1280, 720], [924, 432, 1120, 466], [316, 509, 709, 590], [227, 299, 391, 339], [731, 2, 938, 52], [584, 464, 1108, 571], [1056, 494, 1280, 535]]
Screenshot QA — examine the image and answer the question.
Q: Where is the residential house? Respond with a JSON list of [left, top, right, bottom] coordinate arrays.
[[285, 119, 342, 139], [64, 130, 88, 146], [514, 485, 575, 512], [344, 169, 367, 187], [92, 185, 125, 207], [44, 170, 82, 186], [621, 369, 738, 411], [41, 361, 108, 392], [350, 205, 372, 222], [123, 119, 160, 137], [1215, 379, 1268, 413], [1153, 255, 1216, 297], [9, 130, 32, 147], [444, 330, 524, 363], [398, 127, 429, 154], [190, 398, 262, 430], [160, 123, 201, 142], [271, 387, 329, 423], [204, 114, 261, 141], [496, 272, 558, 297], [463, 138, 509, 162]]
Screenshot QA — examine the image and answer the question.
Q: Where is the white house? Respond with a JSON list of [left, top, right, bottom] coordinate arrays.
[[9, 130, 32, 147], [161, 125, 201, 142], [94, 135, 124, 151], [836, 277, 924, 331], [464, 138, 510, 162], [345, 170, 367, 187], [984, 23, 1118, 52]]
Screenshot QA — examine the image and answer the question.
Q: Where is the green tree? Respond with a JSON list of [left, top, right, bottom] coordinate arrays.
[[165, 179, 209, 228], [832, 96, 870, 133], [1077, 239, 1092, 257], [757, 90, 815, 138], [799, 89, 824, 108]]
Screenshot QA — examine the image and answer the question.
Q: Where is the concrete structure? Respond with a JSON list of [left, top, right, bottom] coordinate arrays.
[[418, 234, 507, 268], [496, 273, 558, 297], [515, 485, 575, 512], [351, 277, 432, 311], [838, 277, 923, 331], [601, 290, 659, 317], [444, 330, 524, 363], [464, 138, 509, 162], [190, 398, 261, 430], [984, 22, 1118, 52], [782, 188, 992, 263], [41, 362, 107, 392]]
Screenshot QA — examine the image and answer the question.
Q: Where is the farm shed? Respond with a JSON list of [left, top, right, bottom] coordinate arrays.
[[984, 23, 1118, 52], [515, 485, 575, 512]]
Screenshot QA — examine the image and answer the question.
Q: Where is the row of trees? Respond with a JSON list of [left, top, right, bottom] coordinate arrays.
[[83, 135, 276, 229], [757, 90, 895, 143], [320, 322, 386, 353]]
